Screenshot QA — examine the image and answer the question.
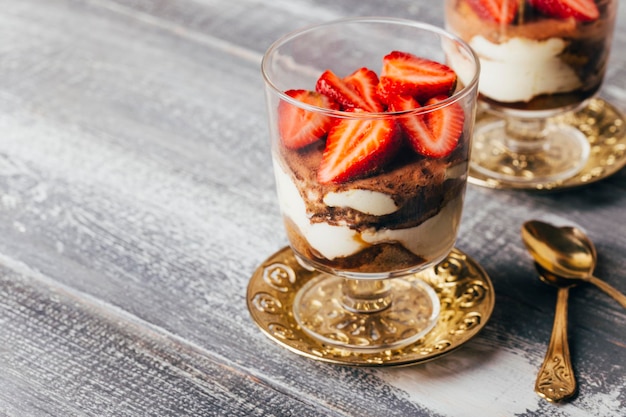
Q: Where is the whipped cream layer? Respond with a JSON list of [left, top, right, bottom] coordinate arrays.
[[469, 36, 582, 103], [323, 189, 398, 216], [273, 159, 462, 261]]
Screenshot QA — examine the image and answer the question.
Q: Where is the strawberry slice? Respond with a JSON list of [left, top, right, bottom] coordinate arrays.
[[389, 96, 433, 152], [278, 89, 339, 149], [389, 95, 464, 158], [316, 69, 382, 112], [423, 96, 465, 158], [318, 112, 399, 184], [377, 51, 457, 104], [343, 67, 385, 112], [528, 0, 599, 22], [465, 0, 519, 24]]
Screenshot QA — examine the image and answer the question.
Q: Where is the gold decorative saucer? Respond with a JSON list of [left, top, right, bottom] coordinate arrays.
[[247, 247, 495, 367], [469, 98, 626, 191]]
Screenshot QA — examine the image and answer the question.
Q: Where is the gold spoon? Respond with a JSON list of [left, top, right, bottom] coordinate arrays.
[[521, 220, 626, 402], [522, 220, 626, 308], [521, 221, 578, 402]]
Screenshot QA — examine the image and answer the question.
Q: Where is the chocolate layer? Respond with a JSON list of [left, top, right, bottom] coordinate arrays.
[[278, 139, 467, 232], [284, 217, 425, 272]]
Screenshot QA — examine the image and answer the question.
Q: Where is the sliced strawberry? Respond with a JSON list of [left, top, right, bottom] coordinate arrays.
[[316, 69, 382, 112], [377, 51, 457, 104], [528, 0, 599, 22], [318, 112, 399, 184], [423, 96, 465, 157], [278, 89, 339, 149], [343, 67, 385, 112], [465, 0, 519, 24], [390, 95, 464, 158], [388, 95, 433, 152]]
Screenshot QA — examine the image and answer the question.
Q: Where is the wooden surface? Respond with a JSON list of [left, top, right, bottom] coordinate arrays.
[[0, 0, 625, 416]]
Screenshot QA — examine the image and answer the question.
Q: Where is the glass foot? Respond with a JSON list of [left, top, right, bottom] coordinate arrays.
[[468, 98, 626, 190], [471, 119, 590, 186], [293, 275, 440, 352]]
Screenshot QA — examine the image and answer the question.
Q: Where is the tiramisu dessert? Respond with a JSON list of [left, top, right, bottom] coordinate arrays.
[[445, 0, 617, 112], [272, 51, 472, 274]]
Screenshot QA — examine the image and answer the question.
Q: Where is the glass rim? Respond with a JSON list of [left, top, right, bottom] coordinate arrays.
[[261, 16, 480, 118]]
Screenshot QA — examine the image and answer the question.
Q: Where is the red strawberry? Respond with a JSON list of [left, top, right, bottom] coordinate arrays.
[[377, 51, 457, 104], [343, 67, 385, 112], [389, 96, 433, 151], [317, 112, 399, 184], [465, 0, 519, 24], [278, 89, 339, 149], [528, 0, 599, 22], [316, 69, 382, 112], [389, 95, 464, 158]]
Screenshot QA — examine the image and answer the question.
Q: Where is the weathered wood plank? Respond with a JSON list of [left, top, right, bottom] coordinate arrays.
[[0, 261, 340, 417]]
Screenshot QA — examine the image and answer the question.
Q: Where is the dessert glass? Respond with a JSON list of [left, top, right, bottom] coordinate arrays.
[[445, 0, 618, 186], [261, 18, 480, 353]]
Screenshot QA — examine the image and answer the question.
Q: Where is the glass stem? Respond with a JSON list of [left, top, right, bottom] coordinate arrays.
[[341, 279, 392, 313], [504, 117, 548, 153]]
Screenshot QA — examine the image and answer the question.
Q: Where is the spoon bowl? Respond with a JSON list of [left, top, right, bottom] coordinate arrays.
[[522, 220, 626, 308], [521, 220, 594, 279], [535, 262, 578, 289]]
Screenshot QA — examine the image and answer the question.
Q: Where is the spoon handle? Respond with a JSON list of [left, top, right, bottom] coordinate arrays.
[[588, 276, 626, 309], [535, 287, 577, 402]]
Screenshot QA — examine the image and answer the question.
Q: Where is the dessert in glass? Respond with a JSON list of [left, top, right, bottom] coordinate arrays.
[[261, 17, 480, 352], [445, 0, 618, 186]]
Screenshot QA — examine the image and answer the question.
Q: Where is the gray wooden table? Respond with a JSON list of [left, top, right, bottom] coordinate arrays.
[[1, 1, 624, 416]]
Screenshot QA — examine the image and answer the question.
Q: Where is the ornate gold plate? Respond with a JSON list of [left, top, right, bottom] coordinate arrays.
[[469, 98, 626, 191], [247, 247, 495, 367]]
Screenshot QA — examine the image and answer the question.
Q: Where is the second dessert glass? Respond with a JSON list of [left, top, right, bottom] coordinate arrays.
[[445, 0, 619, 187], [261, 18, 480, 353]]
